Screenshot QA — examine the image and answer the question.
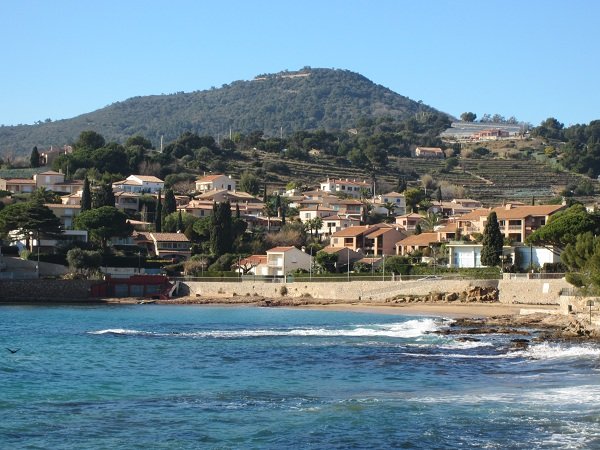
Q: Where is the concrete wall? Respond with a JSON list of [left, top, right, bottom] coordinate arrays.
[[0, 279, 97, 302], [497, 278, 570, 305], [559, 295, 600, 326]]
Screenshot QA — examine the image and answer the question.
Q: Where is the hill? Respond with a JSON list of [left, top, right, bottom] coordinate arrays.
[[0, 68, 446, 157]]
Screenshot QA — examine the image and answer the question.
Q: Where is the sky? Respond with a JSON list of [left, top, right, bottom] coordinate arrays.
[[1, 0, 599, 128]]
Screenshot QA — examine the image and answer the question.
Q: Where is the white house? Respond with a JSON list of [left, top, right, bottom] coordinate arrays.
[[112, 175, 164, 194], [195, 174, 236, 193], [446, 242, 560, 270], [266, 246, 313, 277], [372, 191, 406, 216], [319, 178, 371, 199]]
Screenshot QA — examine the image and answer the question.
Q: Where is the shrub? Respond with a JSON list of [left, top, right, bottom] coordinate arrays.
[[280, 286, 288, 296]]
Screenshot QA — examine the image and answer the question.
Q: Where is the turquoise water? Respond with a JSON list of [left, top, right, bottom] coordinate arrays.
[[1, 305, 600, 449]]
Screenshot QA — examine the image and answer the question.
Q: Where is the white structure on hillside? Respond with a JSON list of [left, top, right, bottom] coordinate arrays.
[[195, 174, 236, 193], [112, 175, 164, 194]]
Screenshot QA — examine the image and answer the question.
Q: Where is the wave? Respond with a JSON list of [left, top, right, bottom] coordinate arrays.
[[88, 318, 447, 340], [522, 342, 600, 360]]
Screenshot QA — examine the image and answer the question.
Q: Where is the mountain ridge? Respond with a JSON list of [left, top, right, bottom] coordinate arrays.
[[0, 68, 448, 157]]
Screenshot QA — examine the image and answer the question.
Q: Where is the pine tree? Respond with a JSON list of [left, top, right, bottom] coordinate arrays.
[[155, 189, 163, 232], [30, 146, 40, 168], [480, 211, 503, 267], [81, 177, 92, 211]]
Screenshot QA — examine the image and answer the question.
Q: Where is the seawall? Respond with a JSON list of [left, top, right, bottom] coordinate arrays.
[[0, 279, 97, 302], [183, 278, 570, 305]]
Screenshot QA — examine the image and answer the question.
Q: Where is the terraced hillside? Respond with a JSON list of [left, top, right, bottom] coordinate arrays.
[[227, 151, 591, 205]]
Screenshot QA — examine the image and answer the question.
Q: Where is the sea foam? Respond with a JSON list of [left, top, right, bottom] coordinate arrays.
[[88, 318, 444, 340]]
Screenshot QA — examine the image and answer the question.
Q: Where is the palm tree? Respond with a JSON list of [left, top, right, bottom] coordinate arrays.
[[420, 211, 441, 232]]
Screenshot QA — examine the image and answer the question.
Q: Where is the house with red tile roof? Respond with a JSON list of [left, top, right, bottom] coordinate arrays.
[[330, 223, 406, 256]]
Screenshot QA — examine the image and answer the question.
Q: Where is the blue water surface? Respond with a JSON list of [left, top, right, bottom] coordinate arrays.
[[1, 304, 599, 449]]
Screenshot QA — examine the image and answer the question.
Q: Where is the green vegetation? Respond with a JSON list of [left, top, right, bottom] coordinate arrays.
[[480, 212, 503, 267], [0, 68, 445, 156]]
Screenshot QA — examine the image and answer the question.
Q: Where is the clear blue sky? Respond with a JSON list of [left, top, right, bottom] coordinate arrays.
[[1, 0, 598, 128]]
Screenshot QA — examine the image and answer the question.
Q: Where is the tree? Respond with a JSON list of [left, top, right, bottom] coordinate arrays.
[[67, 248, 102, 277], [561, 232, 600, 293], [177, 210, 184, 232], [526, 204, 600, 253], [164, 188, 177, 216], [480, 212, 503, 267], [81, 177, 92, 212], [155, 189, 162, 232], [210, 201, 233, 256], [74, 130, 106, 151], [0, 202, 62, 251], [74, 206, 133, 250], [30, 187, 59, 205], [93, 183, 115, 209], [239, 171, 261, 195], [404, 188, 425, 213], [460, 112, 477, 122], [315, 250, 338, 273], [30, 146, 40, 168]]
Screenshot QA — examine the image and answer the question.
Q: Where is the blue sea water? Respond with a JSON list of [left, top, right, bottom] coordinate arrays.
[[1, 305, 600, 449]]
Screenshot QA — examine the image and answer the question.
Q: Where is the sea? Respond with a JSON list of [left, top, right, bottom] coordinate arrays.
[[1, 304, 600, 449]]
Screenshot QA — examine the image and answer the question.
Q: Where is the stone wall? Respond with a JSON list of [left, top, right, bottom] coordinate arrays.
[[185, 279, 495, 302], [184, 277, 568, 305], [0, 279, 98, 302], [559, 295, 600, 326]]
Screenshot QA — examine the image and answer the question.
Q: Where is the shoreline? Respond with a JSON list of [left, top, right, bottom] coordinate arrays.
[[2, 295, 598, 340]]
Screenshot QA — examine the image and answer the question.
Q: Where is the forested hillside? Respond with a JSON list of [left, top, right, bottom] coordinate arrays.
[[0, 68, 446, 157]]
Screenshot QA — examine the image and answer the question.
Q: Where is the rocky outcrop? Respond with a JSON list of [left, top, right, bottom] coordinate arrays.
[[387, 286, 499, 304]]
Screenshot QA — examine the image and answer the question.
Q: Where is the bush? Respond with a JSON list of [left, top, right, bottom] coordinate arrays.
[[280, 286, 288, 296]]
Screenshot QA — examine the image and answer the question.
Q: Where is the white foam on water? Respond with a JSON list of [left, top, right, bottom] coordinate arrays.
[[88, 329, 149, 335], [522, 342, 600, 360], [87, 318, 445, 340]]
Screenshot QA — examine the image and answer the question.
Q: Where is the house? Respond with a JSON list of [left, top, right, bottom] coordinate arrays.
[[3, 178, 36, 194], [414, 147, 445, 158], [395, 232, 442, 256], [319, 214, 361, 236], [114, 192, 141, 214], [196, 189, 259, 204], [39, 145, 72, 166], [195, 174, 236, 193], [235, 255, 268, 275], [472, 129, 510, 140], [428, 198, 482, 218], [455, 204, 566, 243], [319, 178, 371, 199], [445, 242, 515, 269], [372, 191, 407, 216], [141, 232, 192, 259], [299, 206, 336, 223], [319, 246, 363, 269], [33, 170, 83, 194], [330, 224, 406, 256], [395, 213, 425, 232], [112, 175, 164, 194], [265, 246, 313, 277], [44, 203, 81, 230]]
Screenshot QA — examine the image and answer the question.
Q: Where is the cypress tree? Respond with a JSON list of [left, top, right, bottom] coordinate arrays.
[[235, 202, 240, 219], [92, 182, 114, 208], [480, 211, 503, 267], [155, 189, 162, 232], [210, 201, 232, 256], [177, 210, 184, 232], [30, 146, 40, 168], [81, 177, 92, 211], [164, 188, 177, 216]]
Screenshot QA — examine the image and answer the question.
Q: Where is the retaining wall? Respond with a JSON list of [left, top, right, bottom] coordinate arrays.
[[0, 279, 98, 302], [184, 278, 568, 305], [497, 278, 570, 305]]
